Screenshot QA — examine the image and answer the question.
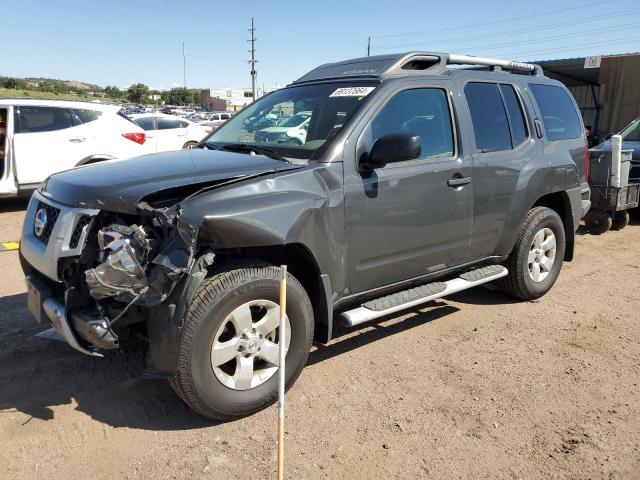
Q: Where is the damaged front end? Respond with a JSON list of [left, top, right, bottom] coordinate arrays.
[[58, 204, 196, 354]]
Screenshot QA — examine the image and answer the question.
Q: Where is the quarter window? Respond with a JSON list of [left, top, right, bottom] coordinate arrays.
[[465, 83, 511, 153], [370, 88, 454, 160], [529, 84, 582, 141], [15, 106, 73, 133], [133, 117, 155, 131]]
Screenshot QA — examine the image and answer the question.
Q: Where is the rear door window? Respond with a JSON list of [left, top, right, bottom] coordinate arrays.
[[529, 84, 582, 140], [464, 83, 511, 152], [499, 84, 528, 146], [70, 109, 102, 126], [133, 117, 155, 131], [157, 118, 182, 130], [15, 106, 73, 133]]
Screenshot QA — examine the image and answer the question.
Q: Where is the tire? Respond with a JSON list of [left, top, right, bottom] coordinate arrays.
[[182, 141, 198, 149], [611, 210, 630, 230], [585, 210, 612, 234], [497, 207, 566, 300], [171, 261, 314, 420]]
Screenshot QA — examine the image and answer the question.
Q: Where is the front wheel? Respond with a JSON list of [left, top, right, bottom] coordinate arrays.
[[498, 207, 566, 300], [182, 141, 199, 149], [171, 262, 314, 420]]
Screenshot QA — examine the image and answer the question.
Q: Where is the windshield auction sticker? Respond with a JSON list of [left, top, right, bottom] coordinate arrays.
[[329, 87, 375, 97]]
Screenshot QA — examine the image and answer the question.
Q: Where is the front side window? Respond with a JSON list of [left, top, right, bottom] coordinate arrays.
[[133, 117, 155, 131], [157, 118, 182, 130], [465, 83, 511, 153], [205, 82, 377, 159], [530, 83, 582, 141], [15, 106, 73, 133], [370, 88, 454, 160]]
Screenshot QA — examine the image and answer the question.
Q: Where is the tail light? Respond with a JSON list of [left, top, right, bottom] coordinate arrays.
[[584, 136, 590, 182], [122, 132, 146, 145]]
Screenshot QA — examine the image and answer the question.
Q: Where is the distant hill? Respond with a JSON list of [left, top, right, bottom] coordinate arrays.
[[23, 77, 102, 91]]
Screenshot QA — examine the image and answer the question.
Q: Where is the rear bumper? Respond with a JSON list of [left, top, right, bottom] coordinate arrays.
[[566, 182, 591, 230]]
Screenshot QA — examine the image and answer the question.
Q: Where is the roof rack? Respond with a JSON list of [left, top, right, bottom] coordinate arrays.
[[291, 52, 544, 85]]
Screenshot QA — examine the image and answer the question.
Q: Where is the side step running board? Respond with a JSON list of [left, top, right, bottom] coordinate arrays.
[[340, 265, 508, 327]]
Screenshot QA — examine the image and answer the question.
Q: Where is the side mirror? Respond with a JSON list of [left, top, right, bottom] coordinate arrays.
[[361, 133, 421, 170]]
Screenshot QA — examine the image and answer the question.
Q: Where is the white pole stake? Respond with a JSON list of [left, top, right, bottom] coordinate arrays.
[[611, 134, 622, 188], [277, 265, 287, 480]]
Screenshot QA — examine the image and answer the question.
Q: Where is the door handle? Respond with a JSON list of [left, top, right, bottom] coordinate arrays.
[[69, 138, 86, 143], [447, 176, 472, 187]]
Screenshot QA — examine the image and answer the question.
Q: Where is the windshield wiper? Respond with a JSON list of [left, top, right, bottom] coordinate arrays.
[[220, 143, 289, 162]]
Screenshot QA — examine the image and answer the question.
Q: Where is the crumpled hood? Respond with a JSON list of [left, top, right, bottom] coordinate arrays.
[[40, 149, 302, 213]]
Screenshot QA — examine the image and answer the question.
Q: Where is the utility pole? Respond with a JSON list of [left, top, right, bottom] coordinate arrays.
[[248, 18, 257, 101], [367, 37, 371, 57], [182, 42, 186, 89]]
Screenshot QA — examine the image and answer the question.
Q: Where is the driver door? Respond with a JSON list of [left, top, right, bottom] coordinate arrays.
[[344, 83, 473, 293]]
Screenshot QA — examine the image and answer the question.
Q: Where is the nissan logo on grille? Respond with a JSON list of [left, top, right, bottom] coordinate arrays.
[[34, 208, 48, 238]]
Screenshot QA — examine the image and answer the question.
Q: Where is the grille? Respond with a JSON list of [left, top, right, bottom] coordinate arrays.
[[69, 215, 91, 249], [34, 201, 60, 245]]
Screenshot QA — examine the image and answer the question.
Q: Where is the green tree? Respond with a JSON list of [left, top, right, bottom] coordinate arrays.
[[104, 85, 122, 99], [127, 83, 149, 103]]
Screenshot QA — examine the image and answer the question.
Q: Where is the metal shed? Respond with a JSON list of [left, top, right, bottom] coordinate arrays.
[[534, 53, 640, 139]]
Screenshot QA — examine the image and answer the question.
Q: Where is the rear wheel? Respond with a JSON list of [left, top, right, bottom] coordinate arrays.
[[585, 210, 612, 234], [611, 210, 630, 230], [182, 141, 198, 149], [498, 207, 566, 300], [171, 261, 314, 420]]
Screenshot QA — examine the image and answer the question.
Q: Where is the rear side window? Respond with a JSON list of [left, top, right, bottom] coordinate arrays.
[[371, 88, 454, 160], [530, 84, 582, 141], [70, 109, 102, 125], [499, 84, 528, 146], [157, 118, 181, 130], [134, 117, 155, 131], [465, 83, 511, 152], [15, 106, 73, 133]]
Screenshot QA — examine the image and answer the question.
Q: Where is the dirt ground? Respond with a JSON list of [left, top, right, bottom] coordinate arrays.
[[1, 200, 639, 480]]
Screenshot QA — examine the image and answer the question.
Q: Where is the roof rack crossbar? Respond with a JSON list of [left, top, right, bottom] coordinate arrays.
[[447, 54, 540, 74]]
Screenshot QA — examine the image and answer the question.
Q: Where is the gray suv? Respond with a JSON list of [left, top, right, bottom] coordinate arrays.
[[19, 52, 591, 420]]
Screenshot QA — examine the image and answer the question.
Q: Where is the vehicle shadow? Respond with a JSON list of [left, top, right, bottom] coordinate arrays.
[[0, 285, 514, 430], [0, 197, 29, 213], [0, 297, 213, 431]]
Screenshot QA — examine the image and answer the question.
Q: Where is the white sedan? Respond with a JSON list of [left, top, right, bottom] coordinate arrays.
[[129, 113, 211, 152]]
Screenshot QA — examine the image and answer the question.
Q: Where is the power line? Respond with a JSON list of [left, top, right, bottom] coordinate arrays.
[[372, 0, 616, 39], [428, 22, 639, 56], [374, 8, 640, 50], [489, 34, 640, 59]]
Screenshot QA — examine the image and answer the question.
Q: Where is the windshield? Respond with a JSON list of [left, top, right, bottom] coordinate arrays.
[[204, 82, 377, 159], [620, 117, 640, 142]]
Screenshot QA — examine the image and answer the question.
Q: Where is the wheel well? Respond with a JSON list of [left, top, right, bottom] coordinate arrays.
[[532, 191, 575, 261], [211, 244, 329, 342]]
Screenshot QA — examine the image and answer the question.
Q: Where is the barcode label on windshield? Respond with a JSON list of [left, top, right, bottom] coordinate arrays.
[[329, 87, 375, 97]]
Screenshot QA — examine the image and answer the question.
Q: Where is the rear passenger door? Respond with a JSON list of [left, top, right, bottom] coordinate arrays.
[[461, 81, 542, 259], [13, 106, 89, 187]]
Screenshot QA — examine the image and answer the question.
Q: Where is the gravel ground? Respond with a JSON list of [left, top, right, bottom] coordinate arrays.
[[0, 202, 638, 480]]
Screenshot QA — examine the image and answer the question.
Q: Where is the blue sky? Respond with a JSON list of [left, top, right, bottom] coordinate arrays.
[[2, 0, 639, 90]]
